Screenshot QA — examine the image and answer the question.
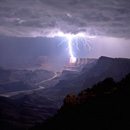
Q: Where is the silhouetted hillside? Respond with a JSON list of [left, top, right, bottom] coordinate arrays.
[[30, 73, 130, 130]]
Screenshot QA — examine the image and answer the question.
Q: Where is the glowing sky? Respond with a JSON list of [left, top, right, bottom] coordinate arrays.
[[0, 0, 130, 68]]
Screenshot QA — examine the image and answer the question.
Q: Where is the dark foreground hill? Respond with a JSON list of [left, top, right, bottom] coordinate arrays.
[[0, 94, 58, 130], [30, 73, 130, 130]]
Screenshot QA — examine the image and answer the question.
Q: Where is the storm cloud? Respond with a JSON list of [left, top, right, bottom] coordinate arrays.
[[0, 0, 130, 38]]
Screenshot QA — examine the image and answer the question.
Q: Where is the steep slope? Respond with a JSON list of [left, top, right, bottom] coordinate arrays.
[[41, 57, 130, 104], [82, 56, 130, 89], [30, 73, 130, 130]]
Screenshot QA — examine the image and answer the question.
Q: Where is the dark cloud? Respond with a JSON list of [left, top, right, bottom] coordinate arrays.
[[0, 0, 130, 37]]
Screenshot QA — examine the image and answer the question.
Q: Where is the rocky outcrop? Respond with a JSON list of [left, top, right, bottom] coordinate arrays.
[[64, 58, 97, 71]]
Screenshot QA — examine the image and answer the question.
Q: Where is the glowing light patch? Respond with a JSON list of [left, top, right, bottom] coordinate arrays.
[[57, 32, 95, 63], [68, 36, 76, 62]]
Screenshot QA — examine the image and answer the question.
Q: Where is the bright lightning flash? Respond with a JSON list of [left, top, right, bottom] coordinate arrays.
[[57, 32, 95, 63], [68, 35, 76, 63]]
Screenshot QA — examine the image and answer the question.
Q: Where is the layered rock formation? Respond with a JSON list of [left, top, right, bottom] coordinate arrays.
[[64, 58, 97, 71]]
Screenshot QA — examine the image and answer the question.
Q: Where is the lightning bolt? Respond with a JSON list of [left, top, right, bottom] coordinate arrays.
[[68, 36, 76, 62], [57, 32, 95, 63]]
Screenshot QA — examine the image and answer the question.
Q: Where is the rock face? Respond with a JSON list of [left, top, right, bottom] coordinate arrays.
[[64, 58, 97, 71]]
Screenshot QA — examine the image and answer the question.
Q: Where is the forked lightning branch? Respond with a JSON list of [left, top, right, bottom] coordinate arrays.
[[57, 32, 95, 63]]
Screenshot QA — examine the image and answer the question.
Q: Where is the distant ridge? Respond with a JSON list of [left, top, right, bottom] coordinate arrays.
[[43, 56, 130, 104], [64, 58, 97, 71]]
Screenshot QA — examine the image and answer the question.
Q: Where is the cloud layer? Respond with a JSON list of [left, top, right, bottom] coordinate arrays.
[[0, 0, 130, 37]]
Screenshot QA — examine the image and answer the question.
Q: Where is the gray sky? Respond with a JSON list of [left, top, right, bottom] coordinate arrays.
[[0, 0, 130, 69], [0, 0, 130, 37]]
